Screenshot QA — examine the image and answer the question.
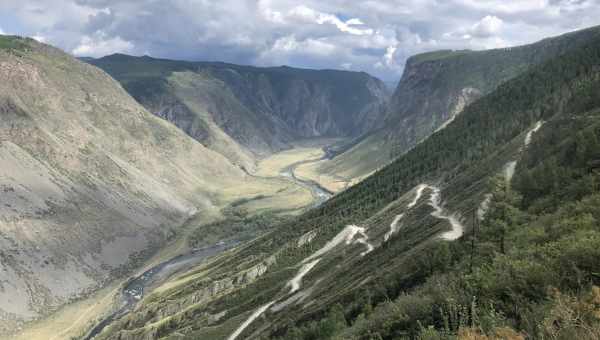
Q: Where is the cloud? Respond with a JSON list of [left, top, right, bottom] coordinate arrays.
[[470, 15, 503, 38], [287, 5, 374, 36], [1, 0, 600, 80], [444, 15, 504, 41], [383, 45, 397, 66], [32, 35, 46, 43], [72, 34, 133, 57], [0, 28, 5, 35], [269, 35, 337, 56]]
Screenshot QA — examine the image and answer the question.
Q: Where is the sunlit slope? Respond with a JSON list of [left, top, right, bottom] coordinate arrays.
[[0, 35, 261, 329]]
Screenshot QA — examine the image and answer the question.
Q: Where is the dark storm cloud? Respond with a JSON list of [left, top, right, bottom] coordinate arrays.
[[1, 0, 600, 80]]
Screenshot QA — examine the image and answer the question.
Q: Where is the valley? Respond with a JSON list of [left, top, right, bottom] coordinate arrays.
[[0, 36, 360, 340], [2, 16, 600, 340], [81, 142, 340, 340], [10, 138, 341, 340], [77, 25, 600, 339], [255, 139, 338, 205]]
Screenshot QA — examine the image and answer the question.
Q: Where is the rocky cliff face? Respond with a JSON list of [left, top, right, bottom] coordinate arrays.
[[87, 56, 389, 166], [382, 54, 486, 157], [0, 36, 253, 332], [318, 25, 600, 180], [204, 65, 389, 138]]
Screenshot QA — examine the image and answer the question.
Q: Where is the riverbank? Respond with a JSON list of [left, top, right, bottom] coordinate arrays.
[[254, 139, 341, 205], [82, 240, 239, 340]]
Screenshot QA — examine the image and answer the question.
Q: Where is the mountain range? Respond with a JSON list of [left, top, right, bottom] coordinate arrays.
[[86, 55, 389, 171], [83, 26, 600, 340], [2, 23, 600, 340]]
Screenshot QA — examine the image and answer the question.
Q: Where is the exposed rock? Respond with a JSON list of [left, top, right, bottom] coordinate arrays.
[[0, 36, 251, 332], [324, 26, 600, 179]]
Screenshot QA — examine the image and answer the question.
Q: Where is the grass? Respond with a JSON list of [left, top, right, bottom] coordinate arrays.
[[254, 147, 324, 178], [0, 36, 29, 52], [295, 159, 352, 193], [316, 133, 389, 180], [217, 176, 314, 215], [12, 281, 122, 340]]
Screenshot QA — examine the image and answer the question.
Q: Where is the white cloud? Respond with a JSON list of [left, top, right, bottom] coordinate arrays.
[[452, 0, 549, 15], [72, 34, 133, 57], [444, 15, 504, 40], [32, 35, 46, 43], [383, 45, 397, 66], [288, 5, 374, 36], [259, 0, 285, 24], [0, 28, 5, 35], [267, 35, 337, 57], [470, 15, 503, 38], [2, 0, 600, 80], [346, 18, 365, 26]]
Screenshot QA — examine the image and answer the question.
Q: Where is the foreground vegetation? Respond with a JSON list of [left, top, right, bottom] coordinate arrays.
[[281, 113, 600, 339]]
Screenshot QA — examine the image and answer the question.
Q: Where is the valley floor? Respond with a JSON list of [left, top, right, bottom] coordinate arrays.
[[255, 138, 359, 194], [10, 138, 347, 340]]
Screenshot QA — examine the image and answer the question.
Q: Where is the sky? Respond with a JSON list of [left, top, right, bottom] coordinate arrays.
[[1, 0, 599, 81]]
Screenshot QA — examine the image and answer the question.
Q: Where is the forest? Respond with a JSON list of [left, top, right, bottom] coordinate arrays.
[[261, 28, 600, 340]]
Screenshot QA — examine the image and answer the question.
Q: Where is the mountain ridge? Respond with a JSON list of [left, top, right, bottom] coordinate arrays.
[[86, 54, 389, 170], [314, 24, 600, 183]]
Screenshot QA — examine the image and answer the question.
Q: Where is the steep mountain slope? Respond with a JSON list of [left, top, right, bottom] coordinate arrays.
[[90, 27, 600, 340], [0, 35, 286, 332], [315, 25, 600, 182], [86, 55, 389, 170]]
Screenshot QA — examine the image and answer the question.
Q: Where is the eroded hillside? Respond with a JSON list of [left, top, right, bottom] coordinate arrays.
[[0, 36, 308, 335]]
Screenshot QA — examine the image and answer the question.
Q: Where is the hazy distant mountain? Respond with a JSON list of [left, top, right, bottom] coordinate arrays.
[[87, 55, 389, 170]]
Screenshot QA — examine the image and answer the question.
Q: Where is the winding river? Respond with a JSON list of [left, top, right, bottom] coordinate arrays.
[[83, 240, 238, 340], [280, 156, 333, 207], [281, 144, 338, 206], [84, 147, 336, 339]]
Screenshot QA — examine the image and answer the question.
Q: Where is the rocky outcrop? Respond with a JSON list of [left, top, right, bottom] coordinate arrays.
[[103, 254, 278, 340], [383, 52, 488, 156]]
